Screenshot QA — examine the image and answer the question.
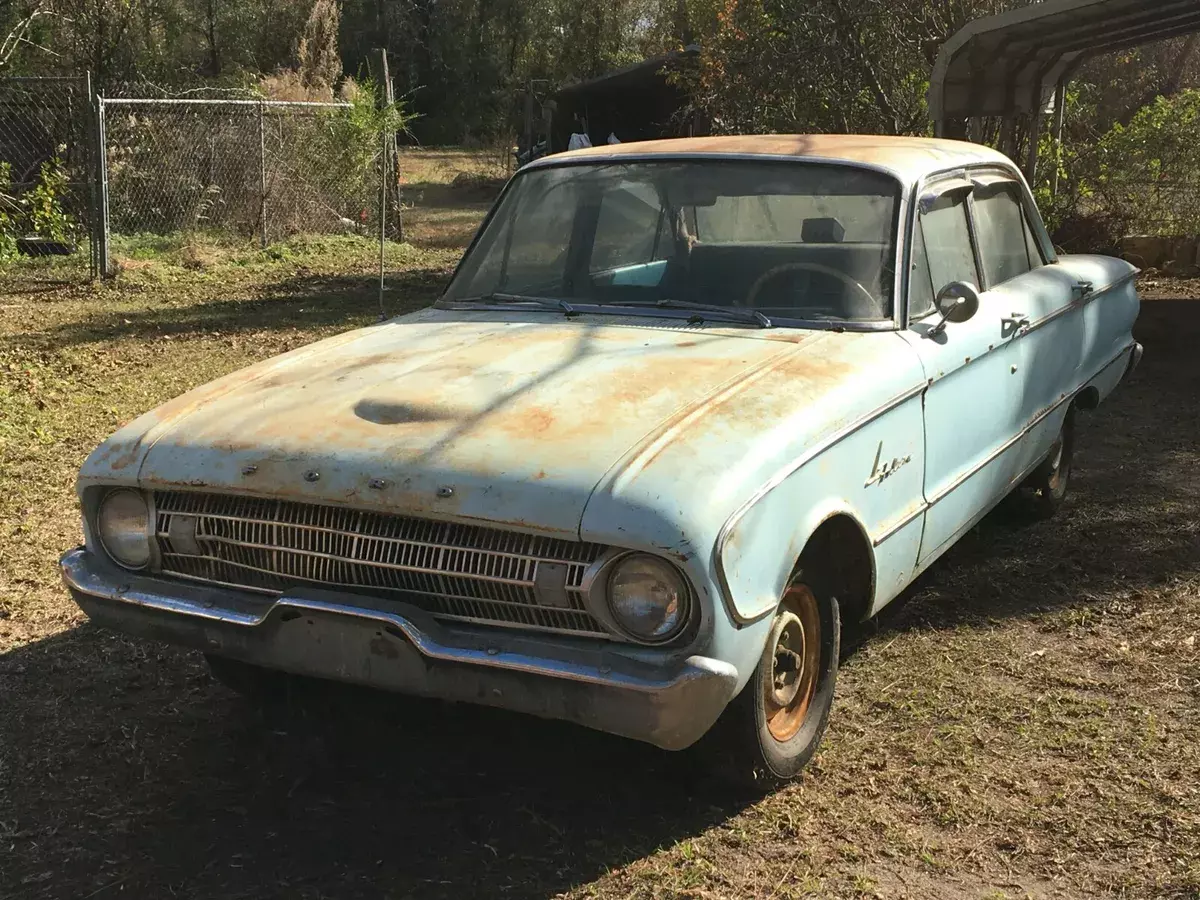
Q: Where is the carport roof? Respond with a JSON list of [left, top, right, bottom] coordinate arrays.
[[930, 0, 1200, 124]]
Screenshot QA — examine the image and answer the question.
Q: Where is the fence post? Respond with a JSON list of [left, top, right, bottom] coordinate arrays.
[[94, 92, 112, 278], [258, 100, 268, 249], [374, 48, 392, 319], [84, 72, 99, 279]]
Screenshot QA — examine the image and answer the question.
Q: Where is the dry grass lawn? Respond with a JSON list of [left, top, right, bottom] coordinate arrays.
[[1, 153, 1198, 899]]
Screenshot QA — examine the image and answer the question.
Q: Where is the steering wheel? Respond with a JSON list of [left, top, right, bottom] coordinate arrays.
[[743, 262, 879, 319]]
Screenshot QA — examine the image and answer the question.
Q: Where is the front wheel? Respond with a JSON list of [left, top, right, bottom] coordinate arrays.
[[709, 580, 840, 788]]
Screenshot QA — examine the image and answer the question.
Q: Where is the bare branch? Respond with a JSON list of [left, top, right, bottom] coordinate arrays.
[[0, 1, 51, 70]]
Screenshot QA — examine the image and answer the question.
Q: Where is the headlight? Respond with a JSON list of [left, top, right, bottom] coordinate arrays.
[[97, 489, 151, 569], [606, 553, 690, 644]]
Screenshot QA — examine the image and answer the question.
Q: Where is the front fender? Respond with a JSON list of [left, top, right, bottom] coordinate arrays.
[[715, 380, 928, 628], [717, 496, 874, 626]]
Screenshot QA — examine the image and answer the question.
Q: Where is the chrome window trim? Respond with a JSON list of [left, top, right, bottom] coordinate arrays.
[[522, 151, 906, 181], [902, 160, 1058, 326], [433, 301, 899, 333]]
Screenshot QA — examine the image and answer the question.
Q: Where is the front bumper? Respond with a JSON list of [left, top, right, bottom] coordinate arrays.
[[60, 549, 737, 750]]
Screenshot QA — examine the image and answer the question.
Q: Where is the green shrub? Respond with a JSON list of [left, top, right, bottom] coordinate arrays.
[[1094, 90, 1200, 235], [0, 162, 18, 261], [26, 157, 75, 242]]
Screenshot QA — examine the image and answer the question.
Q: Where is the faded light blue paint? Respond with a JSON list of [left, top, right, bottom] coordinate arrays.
[[64, 137, 1142, 749]]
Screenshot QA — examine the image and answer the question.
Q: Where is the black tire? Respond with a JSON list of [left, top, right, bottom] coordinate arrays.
[[707, 581, 840, 790], [1013, 408, 1075, 520]]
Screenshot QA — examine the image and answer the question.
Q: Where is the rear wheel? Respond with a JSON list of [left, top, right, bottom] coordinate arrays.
[[1013, 409, 1075, 520], [710, 579, 840, 789]]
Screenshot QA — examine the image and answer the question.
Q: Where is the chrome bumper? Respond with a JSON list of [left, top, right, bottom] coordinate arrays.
[[60, 549, 737, 751], [1127, 341, 1145, 377]]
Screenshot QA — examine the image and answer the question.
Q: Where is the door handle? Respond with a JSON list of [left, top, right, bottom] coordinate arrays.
[[1002, 312, 1030, 330], [1072, 281, 1094, 300]]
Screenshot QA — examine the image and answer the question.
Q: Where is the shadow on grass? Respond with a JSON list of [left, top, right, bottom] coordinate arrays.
[[0, 626, 752, 899], [15, 267, 456, 349]]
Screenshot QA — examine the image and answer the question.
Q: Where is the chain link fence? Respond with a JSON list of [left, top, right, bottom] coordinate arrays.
[[0, 76, 98, 284], [0, 75, 396, 283], [101, 99, 384, 250]]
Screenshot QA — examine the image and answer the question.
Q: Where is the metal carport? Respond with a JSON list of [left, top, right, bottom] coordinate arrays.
[[930, 0, 1200, 176]]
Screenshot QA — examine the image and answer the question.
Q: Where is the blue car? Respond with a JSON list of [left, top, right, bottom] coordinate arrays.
[[62, 135, 1142, 785]]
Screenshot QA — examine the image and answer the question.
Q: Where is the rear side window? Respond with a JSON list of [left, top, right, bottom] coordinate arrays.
[[919, 190, 978, 292], [590, 182, 665, 272], [974, 183, 1036, 286]]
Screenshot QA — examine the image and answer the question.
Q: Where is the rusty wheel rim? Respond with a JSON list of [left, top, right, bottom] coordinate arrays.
[[763, 583, 821, 743]]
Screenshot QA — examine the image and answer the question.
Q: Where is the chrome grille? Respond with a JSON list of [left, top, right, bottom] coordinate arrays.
[[152, 491, 610, 637]]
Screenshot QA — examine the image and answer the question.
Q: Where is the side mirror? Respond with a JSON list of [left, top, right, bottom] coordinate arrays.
[[928, 281, 980, 335]]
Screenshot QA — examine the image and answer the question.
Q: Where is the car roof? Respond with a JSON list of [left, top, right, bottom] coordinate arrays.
[[528, 134, 1015, 183]]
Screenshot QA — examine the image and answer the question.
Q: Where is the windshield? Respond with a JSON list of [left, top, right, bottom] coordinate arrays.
[[443, 160, 901, 324]]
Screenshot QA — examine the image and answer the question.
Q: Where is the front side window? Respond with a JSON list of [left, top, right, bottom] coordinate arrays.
[[908, 221, 936, 319], [445, 161, 902, 325], [919, 189, 979, 293]]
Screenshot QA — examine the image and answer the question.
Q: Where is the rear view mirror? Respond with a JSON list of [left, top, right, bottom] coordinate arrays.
[[928, 281, 980, 336]]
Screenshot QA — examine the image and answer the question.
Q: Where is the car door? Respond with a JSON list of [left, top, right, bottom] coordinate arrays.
[[900, 175, 1027, 568], [969, 175, 1084, 479]]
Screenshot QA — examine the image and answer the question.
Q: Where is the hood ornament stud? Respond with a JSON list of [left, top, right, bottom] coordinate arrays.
[[437, 486, 455, 499], [304, 470, 321, 483]]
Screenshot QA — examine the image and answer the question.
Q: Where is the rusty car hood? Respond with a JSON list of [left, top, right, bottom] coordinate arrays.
[[86, 309, 826, 537]]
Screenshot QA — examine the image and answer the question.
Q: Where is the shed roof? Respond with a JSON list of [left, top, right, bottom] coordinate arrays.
[[930, 0, 1200, 124], [533, 134, 1012, 182]]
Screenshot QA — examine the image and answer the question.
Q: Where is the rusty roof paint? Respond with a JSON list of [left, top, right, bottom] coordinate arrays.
[[532, 134, 1013, 181]]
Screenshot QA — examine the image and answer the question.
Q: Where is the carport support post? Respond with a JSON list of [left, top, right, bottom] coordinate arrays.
[[1025, 110, 1042, 184], [1051, 82, 1067, 198]]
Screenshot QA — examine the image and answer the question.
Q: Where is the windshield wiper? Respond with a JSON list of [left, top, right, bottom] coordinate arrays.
[[450, 292, 577, 317], [629, 299, 773, 329]]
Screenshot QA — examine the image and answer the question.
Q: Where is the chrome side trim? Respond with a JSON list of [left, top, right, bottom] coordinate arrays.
[[713, 381, 927, 627], [871, 503, 927, 547], [871, 340, 1137, 548], [1020, 269, 1140, 339]]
